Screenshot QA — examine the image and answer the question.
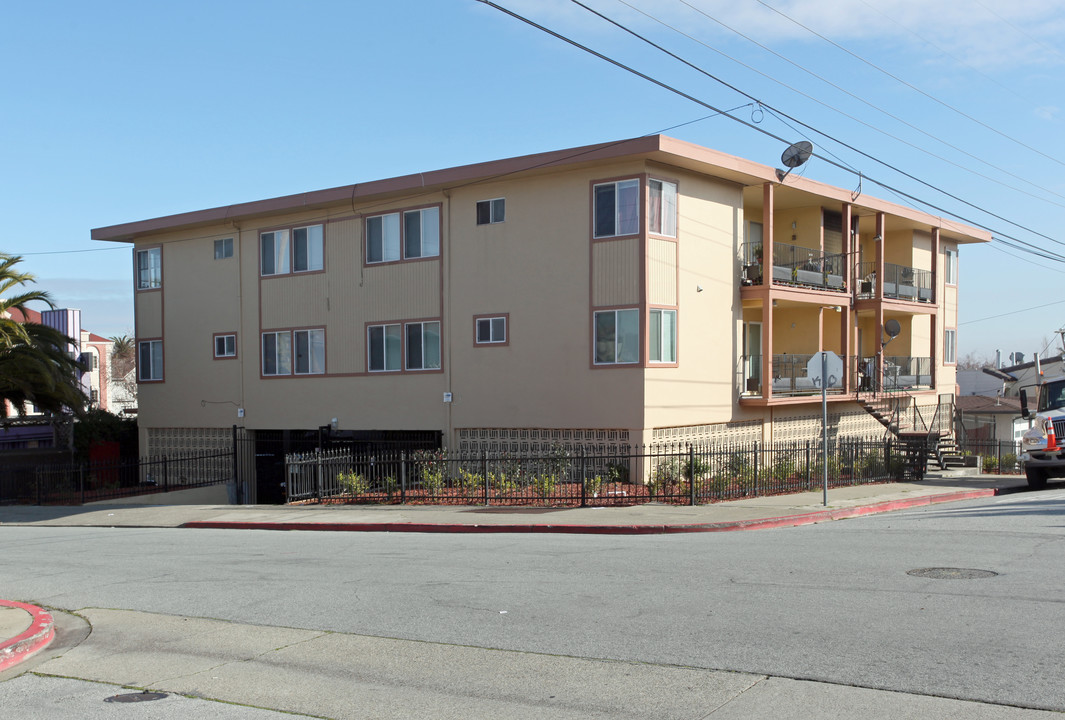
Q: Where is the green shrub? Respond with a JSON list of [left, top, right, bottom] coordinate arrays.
[[339, 471, 368, 496], [533, 473, 557, 497], [585, 475, 604, 497]]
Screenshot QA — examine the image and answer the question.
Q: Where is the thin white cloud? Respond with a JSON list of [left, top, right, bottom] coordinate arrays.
[[495, 0, 1065, 71]]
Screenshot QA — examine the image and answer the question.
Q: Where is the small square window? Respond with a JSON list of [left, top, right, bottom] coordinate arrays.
[[476, 316, 507, 344], [476, 198, 505, 225], [215, 334, 237, 358], [214, 238, 234, 259]]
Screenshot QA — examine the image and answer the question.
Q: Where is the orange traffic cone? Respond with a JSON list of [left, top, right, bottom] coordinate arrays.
[[1047, 417, 1058, 451]]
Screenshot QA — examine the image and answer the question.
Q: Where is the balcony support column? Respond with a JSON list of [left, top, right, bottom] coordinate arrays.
[[762, 183, 775, 400], [930, 227, 940, 304]]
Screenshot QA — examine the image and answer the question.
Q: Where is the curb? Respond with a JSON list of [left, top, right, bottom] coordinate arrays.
[[0, 600, 55, 673], [181, 488, 1005, 535]]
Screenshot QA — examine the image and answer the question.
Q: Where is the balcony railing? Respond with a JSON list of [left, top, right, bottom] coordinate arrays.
[[742, 354, 933, 398], [856, 262, 932, 303], [741, 354, 848, 397], [742, 241, 846, 292]]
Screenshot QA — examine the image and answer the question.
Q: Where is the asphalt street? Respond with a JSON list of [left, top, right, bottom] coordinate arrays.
[[1, 489, 1063, 716]]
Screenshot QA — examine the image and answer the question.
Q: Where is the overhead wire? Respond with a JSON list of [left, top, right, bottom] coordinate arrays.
[[655, 0, 1065, 208], [750, 0, 1065, 170], [557, 0, 1065, 259]]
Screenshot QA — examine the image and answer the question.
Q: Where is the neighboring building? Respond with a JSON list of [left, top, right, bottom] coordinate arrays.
[[957, 369, 1007, 397], [92, 135, 990, 501], [975, 355, 1065, 400], [955, 395, 1026, 444]]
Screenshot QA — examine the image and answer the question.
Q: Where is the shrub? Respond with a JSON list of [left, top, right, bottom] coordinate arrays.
[[339, 471, 368, 496], [585, 475, 604, 497], [533, 473, 557, 498], [413, 450, 448, 494]]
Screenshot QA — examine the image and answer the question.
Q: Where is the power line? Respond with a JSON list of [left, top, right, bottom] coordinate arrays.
[[562, 0, 1065, 257], [655, 0, 1065, 209], [9, 246, 128, 256], [961, 299, 1065, 325], [751, 0, 1065, 170]]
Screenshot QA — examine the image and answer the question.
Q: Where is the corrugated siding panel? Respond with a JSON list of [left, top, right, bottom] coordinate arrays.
[[592, 238, 639, 307], [260, 273, 330, 329], [136, 292, 163, 338], [648, 238, 677, 306]]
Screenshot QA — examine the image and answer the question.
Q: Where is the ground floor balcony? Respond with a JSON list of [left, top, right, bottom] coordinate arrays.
[[742, 354, 934, 401]]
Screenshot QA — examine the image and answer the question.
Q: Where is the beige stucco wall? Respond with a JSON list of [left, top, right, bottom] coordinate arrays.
[[127, 149, 981, 455], [643, 169, 744, 432]]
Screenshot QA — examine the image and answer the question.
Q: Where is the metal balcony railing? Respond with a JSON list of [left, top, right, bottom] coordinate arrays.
[[741, 241, 846, 292], [854, 355, 933, 393], [856, 262, 933, 302]]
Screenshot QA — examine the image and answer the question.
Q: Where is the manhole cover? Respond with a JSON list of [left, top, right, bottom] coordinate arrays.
[[907, 567, 998, 580], [104, 692, 168, 703]]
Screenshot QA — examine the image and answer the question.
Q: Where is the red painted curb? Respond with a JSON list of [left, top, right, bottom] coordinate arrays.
[[181, 488, 1002, 535], [0, 600, 55, 673]]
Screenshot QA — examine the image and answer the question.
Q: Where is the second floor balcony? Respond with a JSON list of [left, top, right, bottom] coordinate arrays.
[[742, 241, 846, 294], [856, 262, 933, 303]]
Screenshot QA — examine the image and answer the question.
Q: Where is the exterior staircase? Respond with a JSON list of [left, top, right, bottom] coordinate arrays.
[[857, 393, 959, 478]]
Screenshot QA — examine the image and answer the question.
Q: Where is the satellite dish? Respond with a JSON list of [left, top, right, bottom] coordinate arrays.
[[882, 318, 902, 347], [775, 139, 813, 181], [775, 141, 814, 183]]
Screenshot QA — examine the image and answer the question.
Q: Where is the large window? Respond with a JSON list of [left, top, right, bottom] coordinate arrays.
[[262, 329, 324, 375], [367, 207, 440, 263], [944, 329, 957, 365], [649, 309, 677, 363], [367, 322, 441, 371], [406, 321, 441, 370], [138, 340, 163, 381], [648, 180, 677, 237], [368, 324, 402, 372], [261, 225, 323, 276], [136, 248, 161, 290], [594, 309, 639, 365], [945, 247, 958, 285], [593, 179, 640, 238], [476, 198, 505, 225]]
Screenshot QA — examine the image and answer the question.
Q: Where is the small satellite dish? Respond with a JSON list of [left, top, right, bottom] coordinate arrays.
[[775, 140, 814, 183]]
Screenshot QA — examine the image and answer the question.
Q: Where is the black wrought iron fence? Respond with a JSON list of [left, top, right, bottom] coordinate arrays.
[[0, 450, 234, 505], [954, 439, 1022, 474], [285, 438, 904, 506]]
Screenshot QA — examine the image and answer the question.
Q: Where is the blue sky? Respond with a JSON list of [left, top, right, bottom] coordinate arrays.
[[3, 0, 1063, 362]]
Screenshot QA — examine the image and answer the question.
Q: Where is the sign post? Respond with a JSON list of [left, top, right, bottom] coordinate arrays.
[[807, 351, 843, 506]]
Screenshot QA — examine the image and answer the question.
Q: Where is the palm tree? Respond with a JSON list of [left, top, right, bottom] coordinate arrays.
[[0, 253, 55, 350], [0, 322, 87, 416], [0, 253, 86, 417], [109, 334, 135, 378]]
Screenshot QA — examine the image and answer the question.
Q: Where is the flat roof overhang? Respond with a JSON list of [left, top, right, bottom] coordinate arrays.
[[91, 135, 992, 246]]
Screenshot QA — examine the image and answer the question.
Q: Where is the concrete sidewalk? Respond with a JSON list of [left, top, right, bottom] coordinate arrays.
[[0, 473, 1026, 535]]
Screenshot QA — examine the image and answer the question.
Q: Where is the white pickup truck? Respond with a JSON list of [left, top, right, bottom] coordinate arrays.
[[1019, 377, 1065, 488]]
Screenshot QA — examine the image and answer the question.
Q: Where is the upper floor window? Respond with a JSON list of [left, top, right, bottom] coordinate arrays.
[[476, 316, 507, 344], [649, 309, 677, 363], [477, 198, 505, 225], [944, 329, 957, 365], [136, 248, 161, 290], [593, 179, 639, 238], [138, 340, 163, 381], [294, 329, 325, 375], [648, 180, 677, 237], [594, 309, 638, 365], [366, 207, 440, 264], [261, 225, 323, 276], [214, 237, 234, 259], [945, 247, 958, 285]]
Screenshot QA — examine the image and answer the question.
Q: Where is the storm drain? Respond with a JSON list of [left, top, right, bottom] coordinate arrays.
[[104, 691, 168, 703], [907, 567, 999, 580]]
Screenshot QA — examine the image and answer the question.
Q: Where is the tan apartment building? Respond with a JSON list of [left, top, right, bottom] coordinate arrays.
[[93, 135, 989, 501]]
